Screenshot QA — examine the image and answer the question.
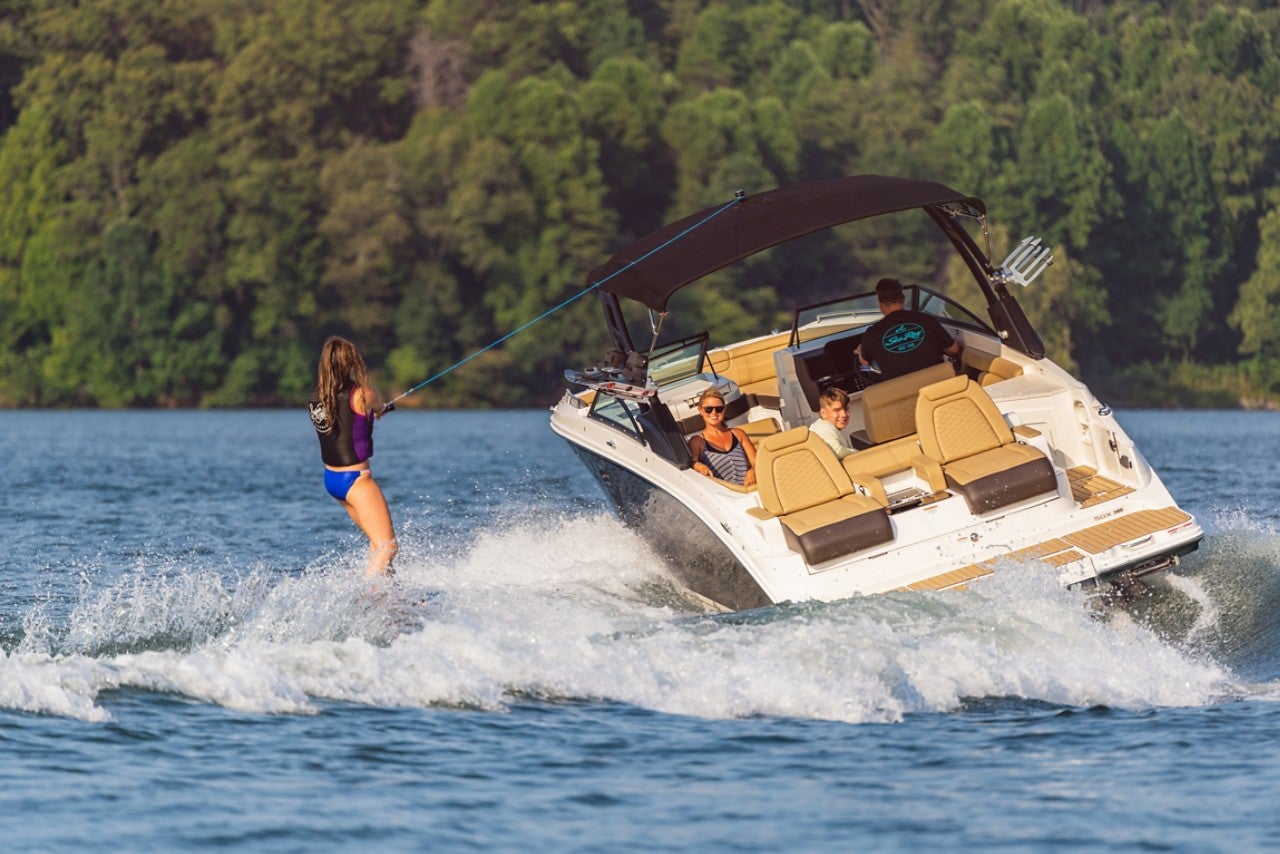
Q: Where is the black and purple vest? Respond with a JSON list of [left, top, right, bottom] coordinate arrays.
[[308, 387, 374, 467]]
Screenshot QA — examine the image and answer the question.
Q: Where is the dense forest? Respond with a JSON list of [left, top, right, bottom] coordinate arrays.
[[2, 0, 1279, 408]]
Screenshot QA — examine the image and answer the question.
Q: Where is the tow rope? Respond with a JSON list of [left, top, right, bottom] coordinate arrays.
[[382, 192, 744, 412]]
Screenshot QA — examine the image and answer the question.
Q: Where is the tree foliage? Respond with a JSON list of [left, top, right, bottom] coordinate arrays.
[[1231, 206, 1280, 363], [3, 0, 1280, 407]]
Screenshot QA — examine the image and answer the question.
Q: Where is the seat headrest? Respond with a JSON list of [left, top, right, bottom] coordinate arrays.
[[918, 374, 970, 401], [760, 425, 811, 453]]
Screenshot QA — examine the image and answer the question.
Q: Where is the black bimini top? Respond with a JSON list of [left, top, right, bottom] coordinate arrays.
[[590, 175, 985, 312]]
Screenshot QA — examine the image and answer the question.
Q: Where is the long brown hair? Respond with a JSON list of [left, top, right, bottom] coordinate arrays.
[[314, 336, 369, 434]]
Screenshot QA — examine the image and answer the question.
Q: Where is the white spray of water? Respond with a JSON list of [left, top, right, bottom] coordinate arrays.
[[1165, 573, 1222, 643], [0, 514, 1248, 723]]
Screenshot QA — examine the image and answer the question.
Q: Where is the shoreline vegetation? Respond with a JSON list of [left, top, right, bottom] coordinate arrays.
[[3, 1, 1280, 411], [2, 361, 1280, 412], [1099, 361, 1280, 410]]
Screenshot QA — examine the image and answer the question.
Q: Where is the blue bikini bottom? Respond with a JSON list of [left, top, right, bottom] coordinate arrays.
[[324, 469, 365, 501]]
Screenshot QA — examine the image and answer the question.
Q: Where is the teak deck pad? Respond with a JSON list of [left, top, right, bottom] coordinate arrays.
[[1066, 466, 1134, 507], [906, 506, 1192, 591]]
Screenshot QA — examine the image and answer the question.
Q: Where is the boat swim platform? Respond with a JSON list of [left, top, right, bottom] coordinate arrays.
[[1067, 466, 1134, 507], [905, 506, 1193, 591]]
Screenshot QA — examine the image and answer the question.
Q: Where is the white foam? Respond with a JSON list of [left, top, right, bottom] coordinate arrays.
[[1208, 505, 1278, 536], [0, 515, 1251, 723], [0, 651, 114, 722]]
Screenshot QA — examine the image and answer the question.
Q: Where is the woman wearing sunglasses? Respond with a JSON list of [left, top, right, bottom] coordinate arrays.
[[687, 389, 758, 487]]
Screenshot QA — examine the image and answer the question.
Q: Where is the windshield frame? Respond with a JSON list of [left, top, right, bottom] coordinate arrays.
[[646, 332, 710, 386], [588, 392, 644, 438], [789, 284, 994, 347]]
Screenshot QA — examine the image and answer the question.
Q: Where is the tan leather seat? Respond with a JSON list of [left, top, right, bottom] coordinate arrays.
[[915, 375, 1058, 514], [961, 348, 1022, 386], [841, 434, 945, 507], [706, 331, 788, 409], [740, 417, 781, 441], [756, 427, 893, 564], [857, 362, 957, 446]]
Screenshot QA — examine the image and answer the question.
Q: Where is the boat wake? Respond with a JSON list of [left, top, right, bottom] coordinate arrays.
[[1120, 510, 1280, 687], [3, 513, 1278, 724]]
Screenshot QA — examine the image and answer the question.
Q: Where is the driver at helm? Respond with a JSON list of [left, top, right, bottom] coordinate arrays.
[[856, 278, 961, 381]]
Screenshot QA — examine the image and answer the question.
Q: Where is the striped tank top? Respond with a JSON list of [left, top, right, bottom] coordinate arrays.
[[700, 431, 750, 484]]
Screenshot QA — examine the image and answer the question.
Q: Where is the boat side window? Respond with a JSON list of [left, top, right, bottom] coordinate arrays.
[[589, 393, 643, 438]]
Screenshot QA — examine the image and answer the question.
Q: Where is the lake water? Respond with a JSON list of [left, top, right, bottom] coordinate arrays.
[[3, 408, 1280, 850]]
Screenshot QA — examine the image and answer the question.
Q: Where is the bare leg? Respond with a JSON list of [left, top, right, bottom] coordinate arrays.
[[342, 472, 398, 578]]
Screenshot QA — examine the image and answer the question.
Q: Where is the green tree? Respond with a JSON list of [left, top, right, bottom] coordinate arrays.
[[925, 101, 1009, 198], [1094, 112, 1227, 364], [2, 0, 251, 404], [318, 141, 414, 349], [41, 219, 222, 406], [422, 0, 642, 79], [208, 0, 418, 401], [387, 67, 618, 404], [4, 0, 1280, 408], [813, 20, 876, 81], [578, 56, 673, 236], [1230, 206, 1280, 361], [0, 107, 62, 404], [674, 4, 747, 91], [0, 0, 37, 133], [1146, 113, 1223, 359], [1007, 93, 1113, 253]]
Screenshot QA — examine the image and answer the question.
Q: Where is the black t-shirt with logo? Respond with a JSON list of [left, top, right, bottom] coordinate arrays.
[[859, 308, 955, 380]]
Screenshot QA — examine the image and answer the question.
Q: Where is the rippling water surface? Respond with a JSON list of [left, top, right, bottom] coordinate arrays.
[[3, 409, 1280, 850]]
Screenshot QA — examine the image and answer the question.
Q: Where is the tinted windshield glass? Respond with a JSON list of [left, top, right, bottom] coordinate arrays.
[[647, 333, 707, 385], [911, 287, 990, 330], [790, 285, 991, 345], [790, 294, 883, 345], [590, 394, 640, 436]]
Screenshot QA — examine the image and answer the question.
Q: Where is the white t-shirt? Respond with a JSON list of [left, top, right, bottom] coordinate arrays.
[[810, 418, 853, 459]]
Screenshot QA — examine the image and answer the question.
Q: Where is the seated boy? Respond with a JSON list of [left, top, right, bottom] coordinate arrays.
[[811, 387, 854, 459]]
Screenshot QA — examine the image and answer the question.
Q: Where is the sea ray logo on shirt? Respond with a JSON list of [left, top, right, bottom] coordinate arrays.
[[308, 401, 331, 432], [883, 322, 925, 354]]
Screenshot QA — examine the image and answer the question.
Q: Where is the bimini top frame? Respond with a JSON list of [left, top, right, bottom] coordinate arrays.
[[590, 174, 1044, 360]]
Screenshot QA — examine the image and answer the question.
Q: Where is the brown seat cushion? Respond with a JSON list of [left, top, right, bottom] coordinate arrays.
[[778, 495, 894, 564], [915, 375, 1059, 514], [756, 427, 895, 564]]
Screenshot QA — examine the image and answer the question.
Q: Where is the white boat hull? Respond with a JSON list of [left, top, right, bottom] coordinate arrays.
[[554, 176, 1203, 609], [551, 355, 1202, 609]]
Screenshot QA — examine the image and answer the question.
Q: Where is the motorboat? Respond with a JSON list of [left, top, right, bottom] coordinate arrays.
[[549, 175, 1202, 611]]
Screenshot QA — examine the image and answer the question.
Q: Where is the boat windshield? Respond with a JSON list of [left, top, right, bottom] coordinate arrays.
[[789, 285, 993, 346], [647, 333, 708, 385], [789, 294, 883, 346], [589, 393, 642, 437]]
